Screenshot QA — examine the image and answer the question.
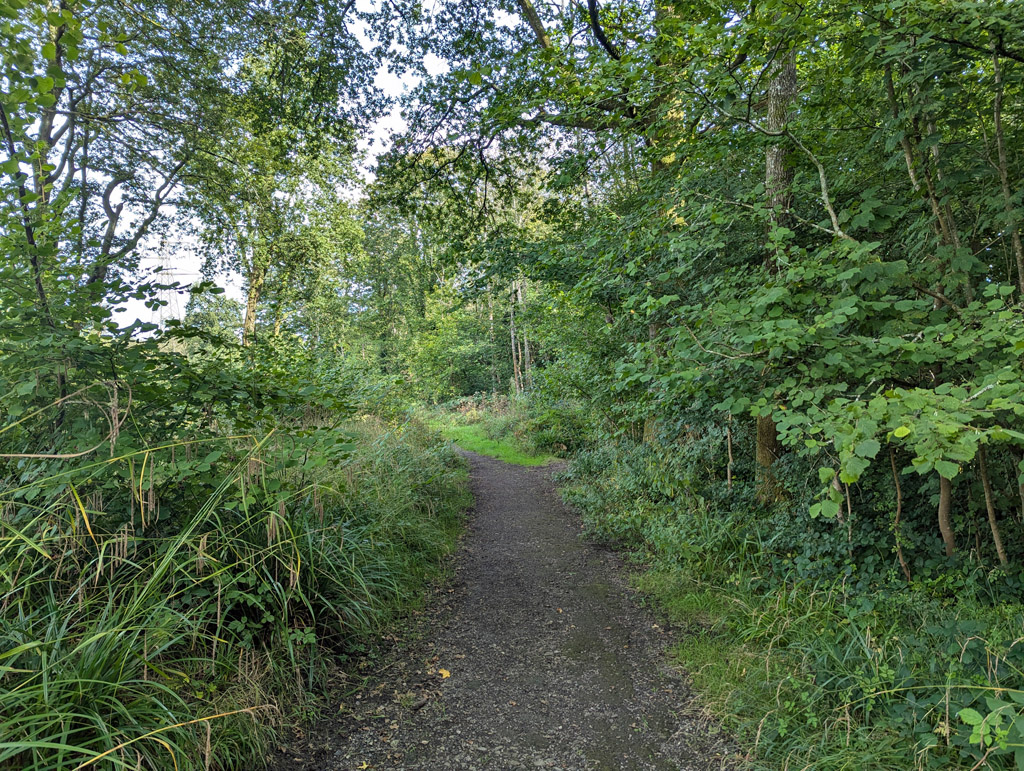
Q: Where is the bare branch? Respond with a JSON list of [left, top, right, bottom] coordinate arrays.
[[515, 0, 552, 49], [587, 0, 620, 60]]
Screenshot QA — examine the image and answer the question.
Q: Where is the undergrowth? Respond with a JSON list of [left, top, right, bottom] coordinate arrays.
[[0, 417, 469, 771], [560, 441, 1024, 770], [426, 393, 592, 465], [434, 422, 555, 466]]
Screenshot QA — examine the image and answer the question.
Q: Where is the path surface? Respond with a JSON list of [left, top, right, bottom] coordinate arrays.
[[273, 452, 734, 770]]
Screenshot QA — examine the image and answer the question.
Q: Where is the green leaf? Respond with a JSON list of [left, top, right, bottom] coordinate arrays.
[[855, 439, 880, 458], [893, 425, 911, 438], [201, 450, 223, 465], [958, 708, 984, 726], [935, 460, 960, 479], [468, 71, 482, 86], [5, 87, 31, 104], [41, 42, 55, 60]]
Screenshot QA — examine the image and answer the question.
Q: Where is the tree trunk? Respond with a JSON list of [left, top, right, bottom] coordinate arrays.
[[756, 49, 796, 501], [764, 50, 798, 270], [243, 263, 266, 347], [516, 282, 531, 390], [488, 288, 498, 394], [510, 295, 521, 393], [755, 414, 784, 500], [978, 446, 1009, 566], [938, 475, 955, 557]]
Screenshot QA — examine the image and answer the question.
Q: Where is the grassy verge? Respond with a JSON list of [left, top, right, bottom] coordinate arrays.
[[420, 396, 563, 466], [633, 566, 1024, 769], [0, 417, 470, 771], [559, 443, 1024, 771], [437, 422, 556, 466]]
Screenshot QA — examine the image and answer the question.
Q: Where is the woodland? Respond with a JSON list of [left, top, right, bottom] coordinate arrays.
[[3, 0, 1024, 768]]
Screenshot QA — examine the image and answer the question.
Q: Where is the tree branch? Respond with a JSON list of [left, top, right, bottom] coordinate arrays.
[[587, 0, 620, 60], [515, 109, 621, 132], [911, 281, 962, 317], [0, 103, 54, 325], [515, 0, 552, 49]]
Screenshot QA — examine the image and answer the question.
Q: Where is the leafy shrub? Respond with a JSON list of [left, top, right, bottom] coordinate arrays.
[[523, 403, 594, 456]]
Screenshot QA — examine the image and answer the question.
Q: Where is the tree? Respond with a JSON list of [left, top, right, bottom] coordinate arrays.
[[380, 0, 1024, 565]]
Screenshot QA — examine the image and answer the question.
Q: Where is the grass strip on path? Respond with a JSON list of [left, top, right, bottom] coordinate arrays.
[[439, 424, 556, 466]]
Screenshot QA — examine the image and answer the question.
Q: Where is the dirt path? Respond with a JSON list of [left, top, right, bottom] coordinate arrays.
[[273, 452, 734, 770]]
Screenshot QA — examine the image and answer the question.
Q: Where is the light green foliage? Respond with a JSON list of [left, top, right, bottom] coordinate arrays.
[[428, 399, 556, 465], [426, 392, 595, 464], [439, 422, 554, 466]]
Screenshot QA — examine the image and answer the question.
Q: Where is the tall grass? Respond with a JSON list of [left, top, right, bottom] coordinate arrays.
[[1, 418, 469, 770]]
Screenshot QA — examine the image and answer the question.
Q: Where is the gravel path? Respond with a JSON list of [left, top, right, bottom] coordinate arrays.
[[272, 451, 735, 770]]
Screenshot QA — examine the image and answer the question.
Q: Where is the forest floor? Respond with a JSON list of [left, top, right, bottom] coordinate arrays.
[[271, 451, 735, 770]]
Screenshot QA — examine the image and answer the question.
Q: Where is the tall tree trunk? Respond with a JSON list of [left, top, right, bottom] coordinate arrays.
[[243, 263, 266, 347], [938, 475, 955, 557], [978, 447, 1009, 566], [756, 49, 796, 501], [488, 287, 498, 395], [516, 281, 531, 390], [764, 51, 797, 271], [510, 294, 521, 393]]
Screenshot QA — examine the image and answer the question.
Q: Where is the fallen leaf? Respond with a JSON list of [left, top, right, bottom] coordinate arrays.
[[439, 668, 451, 679]]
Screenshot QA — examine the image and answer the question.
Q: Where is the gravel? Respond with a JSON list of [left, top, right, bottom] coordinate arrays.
[[271, 451, 737, 770]]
